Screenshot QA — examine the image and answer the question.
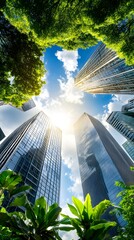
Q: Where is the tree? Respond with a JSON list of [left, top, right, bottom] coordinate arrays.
[[60, 194, 117, 240], [113, 182, 134, 240], [0, 12, 45, 106], [1, 0, 134, 65]]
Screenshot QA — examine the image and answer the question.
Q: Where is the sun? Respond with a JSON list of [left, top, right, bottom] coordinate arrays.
[[45, 109, 73, 131]]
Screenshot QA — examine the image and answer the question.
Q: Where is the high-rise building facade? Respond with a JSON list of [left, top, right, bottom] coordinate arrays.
[[0, 112, 62, 205], [121, 98, 134, 112], [74, 113, 134, 224], [106, 111, 134, 142], [122, 141, 134, 161], [74, 43, 134, 94]]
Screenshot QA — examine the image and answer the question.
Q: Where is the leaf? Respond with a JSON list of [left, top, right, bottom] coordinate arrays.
[[0, 207, 7, 213], [59, 217, 71, 225], [84, 194, 93, 219], [25, 203, 37, 228], [70, 218, 83, 238], [67, 203, 79, 217], [10, 194, 27, 207], [72, 196, 84, 217], [34, 196, 47, 216], [90, 221, 116, 230], [93, 200, 112, 220], [10, 185, 31, 197], [56, 226, 75, 231], [0, 170, 14, 185], [0, 193, 4, 205], [46, 204, 62, 227]]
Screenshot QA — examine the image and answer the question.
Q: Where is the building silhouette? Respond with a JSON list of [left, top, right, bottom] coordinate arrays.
[[21, 99, 36, 111], [122, 141, 134, 161], [107, 98, 134, 142], [0, 112, 62, 205], [74, 43, 134, 94], [0, 128, 5, 141], [0, 98, 36, 111], [74, 113, 134, 225]]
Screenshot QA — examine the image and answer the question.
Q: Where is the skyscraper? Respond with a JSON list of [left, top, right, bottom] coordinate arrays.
[[74, 43, 134, 94], [107, 111, 134, 142], [74, 113, 134, 224], [0, 111, 62, 205], [121, 98, 134, 112], [122, 141, 134, 161]]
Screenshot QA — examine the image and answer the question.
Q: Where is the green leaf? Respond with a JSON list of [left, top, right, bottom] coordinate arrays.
[[34, 197, 47, 215], [72, 196, 84, 217], [93, 200, 112, 220], [70, 218, 83, 238], [0, 170, 14, 185], [0, 207, 7, 213], [10, 185, 31, 196], [67, 203, 79, 217], [59, 217, 71, 225], [84, 194, 93, 219], [90, 221, 116, 230], [56, 226, 75, 231], [0, 193, 4, 205], [25, 203, 37, 228], [10, 194, 27, 207], [46, 204, 61, 227]]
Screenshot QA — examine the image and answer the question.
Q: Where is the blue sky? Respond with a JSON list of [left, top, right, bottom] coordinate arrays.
[[0, 44, 133, 239]]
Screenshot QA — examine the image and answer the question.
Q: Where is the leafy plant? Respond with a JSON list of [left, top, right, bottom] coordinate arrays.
[[0, 169, 30, 210], [113, 182, 134, 240], [0, 170, 63, 239], [60, 194, 116, 240], [0, 196, 62, 240]]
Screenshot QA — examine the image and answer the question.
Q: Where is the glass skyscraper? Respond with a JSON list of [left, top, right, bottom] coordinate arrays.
[[74, 43, 134, 94], [74, 113, 134, 224], [107, 111, 134, 142], [122, 141, 134, 161], [0, 111, 62, 205], [107, 98, 134, 142]]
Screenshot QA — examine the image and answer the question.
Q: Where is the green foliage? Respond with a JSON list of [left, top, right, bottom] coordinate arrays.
[[0, 170, 62, 239], [0, 12, 45, 106], [113, 182, 134, 240], [60, 194, 116, 239], [1, 170, 134, 240], [0, 170, 30, 210], [1, 0, 134, 65]]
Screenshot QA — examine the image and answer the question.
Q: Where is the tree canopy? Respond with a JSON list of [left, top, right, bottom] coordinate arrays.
[[1, 0, 134, 65], [0, 12, 45, 106], [0, 0, 133, 105]]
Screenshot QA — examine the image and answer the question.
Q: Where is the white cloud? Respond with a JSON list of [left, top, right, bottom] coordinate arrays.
[[33, 86, 50, 107], [55, 50, 79, 74], [55, 49, 84, 104], [58, 75, 84, 104]]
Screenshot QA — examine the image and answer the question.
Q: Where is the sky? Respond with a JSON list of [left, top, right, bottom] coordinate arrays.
[[0, 44, 133, 239]]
